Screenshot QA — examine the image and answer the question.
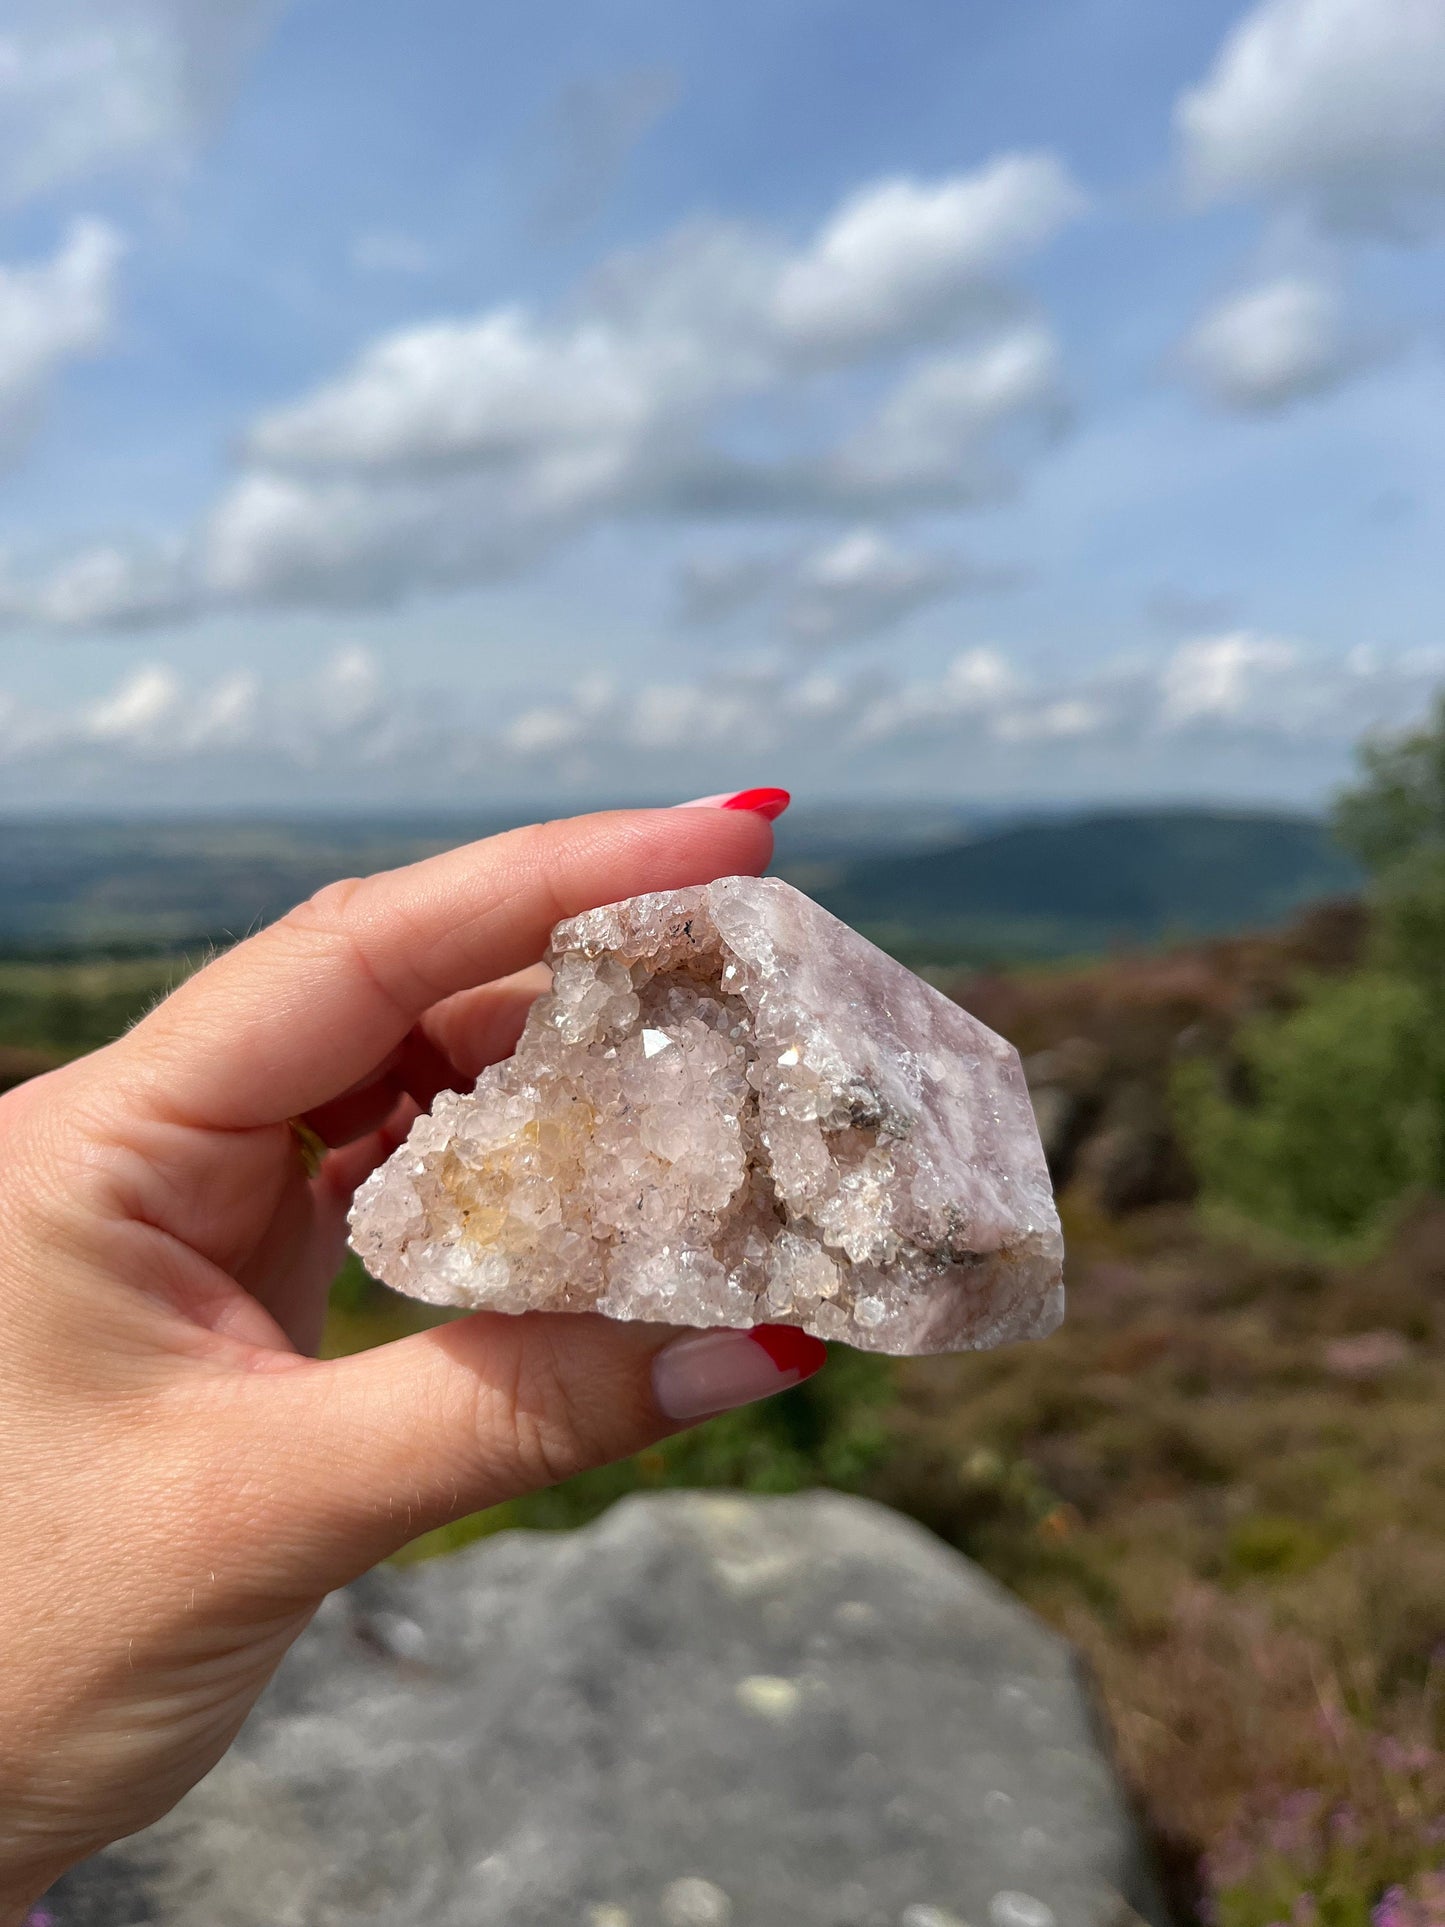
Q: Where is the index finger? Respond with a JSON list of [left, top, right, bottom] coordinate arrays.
[[113, 806, 775, 1129]]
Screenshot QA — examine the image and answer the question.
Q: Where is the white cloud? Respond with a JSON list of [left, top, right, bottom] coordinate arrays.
[[196, 467, 569, 611], [1178, 0, 1445, 238], [783, 529, 959, 648], [0, 219, 124, 465], [1, 539, 190, 628], [0, 0, 286, 206], [772, 155, 1086, 356], [1177, 274, 1369, 411], [248, 157, 1082, 485], [675, 524, 1018, 647], [1158, 630, 1300, 725], [0, 633, 1438, 806], [84, 661, 183, 744], [849, 646, 1019, 742], [243, 306, 697, 476], [839, 325, 1065, 495], [9, 644, 410, 768], [12, 155, 1083, 628]]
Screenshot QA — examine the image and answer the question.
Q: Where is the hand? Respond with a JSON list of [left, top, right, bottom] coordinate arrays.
[[0, 805, 825, 1920]]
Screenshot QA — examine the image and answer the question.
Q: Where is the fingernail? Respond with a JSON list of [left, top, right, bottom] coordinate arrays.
[[652, 1324, 827, 1422], [672, 787, 791, 821]]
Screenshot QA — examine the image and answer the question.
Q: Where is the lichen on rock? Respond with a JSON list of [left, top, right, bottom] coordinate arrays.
[[349, 876, 1063, 1355]]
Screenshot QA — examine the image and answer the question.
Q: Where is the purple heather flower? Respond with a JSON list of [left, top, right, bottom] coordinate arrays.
[[1375, 1735, 1438, 1777], [1265, 1788, 1324, 1862], [1328, 1801, 1364, 1848], [1202, 1837, 1254, 1894], [1372, 1888, 1414, 1927]]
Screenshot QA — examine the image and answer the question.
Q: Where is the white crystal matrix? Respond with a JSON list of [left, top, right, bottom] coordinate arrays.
[[349, 876, 1063, 1355]]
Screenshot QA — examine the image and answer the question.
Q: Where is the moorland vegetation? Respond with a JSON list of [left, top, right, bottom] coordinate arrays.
[[7, 715, 1445, 1923]]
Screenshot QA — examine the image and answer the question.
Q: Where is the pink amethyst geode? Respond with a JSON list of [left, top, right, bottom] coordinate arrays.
[[349, 876, 1063, 1356]]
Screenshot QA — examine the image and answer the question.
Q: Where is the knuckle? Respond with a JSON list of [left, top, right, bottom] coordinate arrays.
[[279, 876, 367, 944], [277, 877, 416, 1019]]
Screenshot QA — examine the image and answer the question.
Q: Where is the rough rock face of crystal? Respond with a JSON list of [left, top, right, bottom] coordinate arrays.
[[349, 876, 1063, 1355]]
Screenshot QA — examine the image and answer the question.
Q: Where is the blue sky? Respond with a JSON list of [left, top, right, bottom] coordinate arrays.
[[0, 0, 1442, 808]]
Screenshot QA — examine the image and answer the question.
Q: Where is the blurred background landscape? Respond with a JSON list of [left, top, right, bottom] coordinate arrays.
[[5, 752, 1445, 1925], [4, 0, 1445, 1918]]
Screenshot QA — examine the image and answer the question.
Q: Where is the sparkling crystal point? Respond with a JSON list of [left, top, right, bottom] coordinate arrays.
[[349, 876, 1063, 1355]]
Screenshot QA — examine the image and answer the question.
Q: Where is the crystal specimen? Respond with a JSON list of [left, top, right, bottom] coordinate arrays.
[[349, 876, 1063, 1355]]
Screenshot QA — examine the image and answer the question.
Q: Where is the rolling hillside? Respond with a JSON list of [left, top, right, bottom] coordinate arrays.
[[0, 806, 1358, 963], [806, 808, 1360, 962]]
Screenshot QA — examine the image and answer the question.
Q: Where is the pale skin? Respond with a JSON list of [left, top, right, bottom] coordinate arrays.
[[0, 805, 788, 1921]]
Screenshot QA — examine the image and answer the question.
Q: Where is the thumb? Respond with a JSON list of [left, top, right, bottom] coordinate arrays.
[[244, 1312, 827, 1591]]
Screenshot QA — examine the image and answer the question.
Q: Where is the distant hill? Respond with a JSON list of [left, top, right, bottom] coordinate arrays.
[[0, 806, 1359, 964], [805, 808, 1361, 964], [0, 805, 981, 952]]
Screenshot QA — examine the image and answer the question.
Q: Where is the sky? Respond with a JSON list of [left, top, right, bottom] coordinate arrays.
[[0, 0, 1443, 810]]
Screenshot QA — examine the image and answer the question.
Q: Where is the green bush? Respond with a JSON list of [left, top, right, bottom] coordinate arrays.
[[1334, 692, 1445, 876], [1174, 971, 1441, 1249]]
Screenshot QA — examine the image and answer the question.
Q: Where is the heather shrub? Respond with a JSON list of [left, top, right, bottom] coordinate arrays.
[[1202, 1729, 1445, 1927]]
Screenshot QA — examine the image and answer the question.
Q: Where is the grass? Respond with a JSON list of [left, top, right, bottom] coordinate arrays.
[[0, 953, 191, 1059]]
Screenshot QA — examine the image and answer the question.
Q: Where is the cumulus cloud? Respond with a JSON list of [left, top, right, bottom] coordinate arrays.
[[0, 645, 422, 786], [771, 156, 1085, 356], [243, 306, 695, 477], [1177, 273, 1371, 411], [246, 161, 1079, 483], [782, 529, 961, 648], [494, 629, 1439, 798], [0, 219, 124, 466], [675, 525, 1018, 647], [1178, 0, 1445, 238], [9, 154, 1083, 628], [1158, 630, 1300, 723], [0, 0, 287, 206], [837, 325, 1066, 495], [207, 319, 1065, 619], [4, 631, 1436, 808], [0, 540, 191, 629]]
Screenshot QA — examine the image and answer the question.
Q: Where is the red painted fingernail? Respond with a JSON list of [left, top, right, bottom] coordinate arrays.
[[651, 1322, 827, 1422], [672, 787, 791, 821], [747, 1323, 830, 1375]]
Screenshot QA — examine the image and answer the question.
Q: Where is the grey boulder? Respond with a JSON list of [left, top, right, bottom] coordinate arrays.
[[50, 1493, 1164, 1927]]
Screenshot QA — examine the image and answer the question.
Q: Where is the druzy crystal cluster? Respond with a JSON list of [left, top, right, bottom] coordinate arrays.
[[349, 876, 1063, 1355]]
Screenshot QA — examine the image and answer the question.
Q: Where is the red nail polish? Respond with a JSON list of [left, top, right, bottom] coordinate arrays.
[[652, 1321, 826, 1420], [672, 788, 792, 820], [719, 787, 791, 821], [748, 1323, 828, 1378]]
